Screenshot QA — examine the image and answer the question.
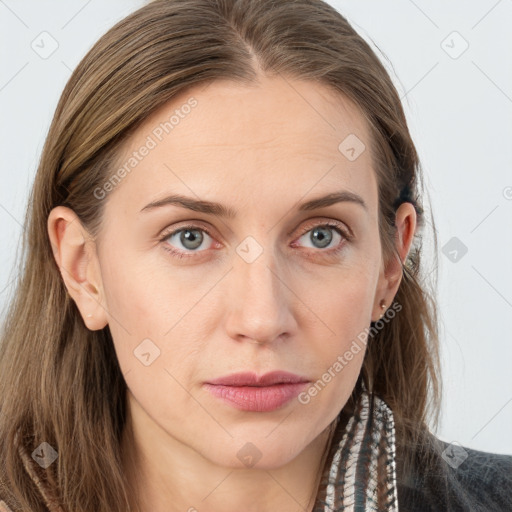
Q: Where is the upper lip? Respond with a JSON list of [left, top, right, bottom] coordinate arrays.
[[205, 371, 310, 387]]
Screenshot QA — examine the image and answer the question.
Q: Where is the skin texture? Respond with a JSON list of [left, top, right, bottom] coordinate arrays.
[[48, 75, 416, 512]]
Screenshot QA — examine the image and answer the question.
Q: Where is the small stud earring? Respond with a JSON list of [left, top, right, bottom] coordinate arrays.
[[379, 300, 386, 318]]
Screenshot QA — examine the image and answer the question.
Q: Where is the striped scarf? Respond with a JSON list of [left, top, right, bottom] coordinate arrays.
[[313, 390, 399, 511]]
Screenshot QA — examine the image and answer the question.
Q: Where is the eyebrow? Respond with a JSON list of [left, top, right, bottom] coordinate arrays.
[[139, 190, 367, 217]]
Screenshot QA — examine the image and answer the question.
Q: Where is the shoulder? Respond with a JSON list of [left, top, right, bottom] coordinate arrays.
[[397, 433, 512, 511]]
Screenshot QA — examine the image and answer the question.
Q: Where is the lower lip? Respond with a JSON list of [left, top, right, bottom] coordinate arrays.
[[203, 382, 309, 412]]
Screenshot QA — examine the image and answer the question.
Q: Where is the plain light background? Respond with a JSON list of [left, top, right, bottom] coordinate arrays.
[[0, 1, 511, 455]]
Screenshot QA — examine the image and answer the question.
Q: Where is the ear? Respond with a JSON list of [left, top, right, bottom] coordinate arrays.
[[371, 202, 417, 322], [47, 206, 108, 331]]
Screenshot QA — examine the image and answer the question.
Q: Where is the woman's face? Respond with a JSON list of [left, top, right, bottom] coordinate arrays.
[[75, 76, 408, 469]]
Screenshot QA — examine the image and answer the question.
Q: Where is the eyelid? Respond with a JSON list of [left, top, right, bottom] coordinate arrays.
[[295, 218, 352, 240], [159, 220, 215, 243], [159, 217, 352, 257], [159, 217, 351, 239]]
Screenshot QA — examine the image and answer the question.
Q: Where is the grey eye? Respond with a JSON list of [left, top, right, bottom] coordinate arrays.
[[297, 225, 342, 250], [167, 228, 210, 251]]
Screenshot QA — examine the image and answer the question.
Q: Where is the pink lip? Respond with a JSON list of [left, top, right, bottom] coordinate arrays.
[[204, 371, 310, 412]]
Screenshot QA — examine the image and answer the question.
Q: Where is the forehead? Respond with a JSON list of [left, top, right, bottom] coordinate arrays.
[[104, 75, 377, 219]]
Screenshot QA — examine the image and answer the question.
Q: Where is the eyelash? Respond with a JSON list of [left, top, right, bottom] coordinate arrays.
[[159, 221, 352, 260]]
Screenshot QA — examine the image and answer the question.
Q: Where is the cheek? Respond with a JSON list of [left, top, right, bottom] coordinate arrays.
[[302, 260, 376, 337], [99, 249, 210, 393], [100, 246, 178, 332], [297, 266, 376, 400]]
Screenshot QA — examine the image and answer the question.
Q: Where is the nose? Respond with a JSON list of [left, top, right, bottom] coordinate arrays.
[[224, 246, 297, 346]]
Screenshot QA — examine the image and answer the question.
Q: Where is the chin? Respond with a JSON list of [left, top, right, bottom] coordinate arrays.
[[196, 428, 316, 470]]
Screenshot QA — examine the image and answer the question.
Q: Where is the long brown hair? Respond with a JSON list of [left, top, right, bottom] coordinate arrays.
[[0, 0, 442, 510]]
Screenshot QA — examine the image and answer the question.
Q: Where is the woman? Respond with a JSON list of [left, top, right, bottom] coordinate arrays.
[[0, 0, 510, 510]]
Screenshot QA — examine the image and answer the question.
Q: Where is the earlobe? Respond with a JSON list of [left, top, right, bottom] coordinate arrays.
[[47, 206, 108, 331]]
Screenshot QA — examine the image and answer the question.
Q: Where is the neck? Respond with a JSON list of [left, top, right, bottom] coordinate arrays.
[[120, 396, 337, 512]]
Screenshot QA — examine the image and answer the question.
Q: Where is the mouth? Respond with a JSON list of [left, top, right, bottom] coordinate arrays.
[[203, 371, 310, 412]]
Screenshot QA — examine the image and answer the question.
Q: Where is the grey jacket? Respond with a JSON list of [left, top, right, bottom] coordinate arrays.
[[311, 405, 512, 512], [397, 437, 512, 511]]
